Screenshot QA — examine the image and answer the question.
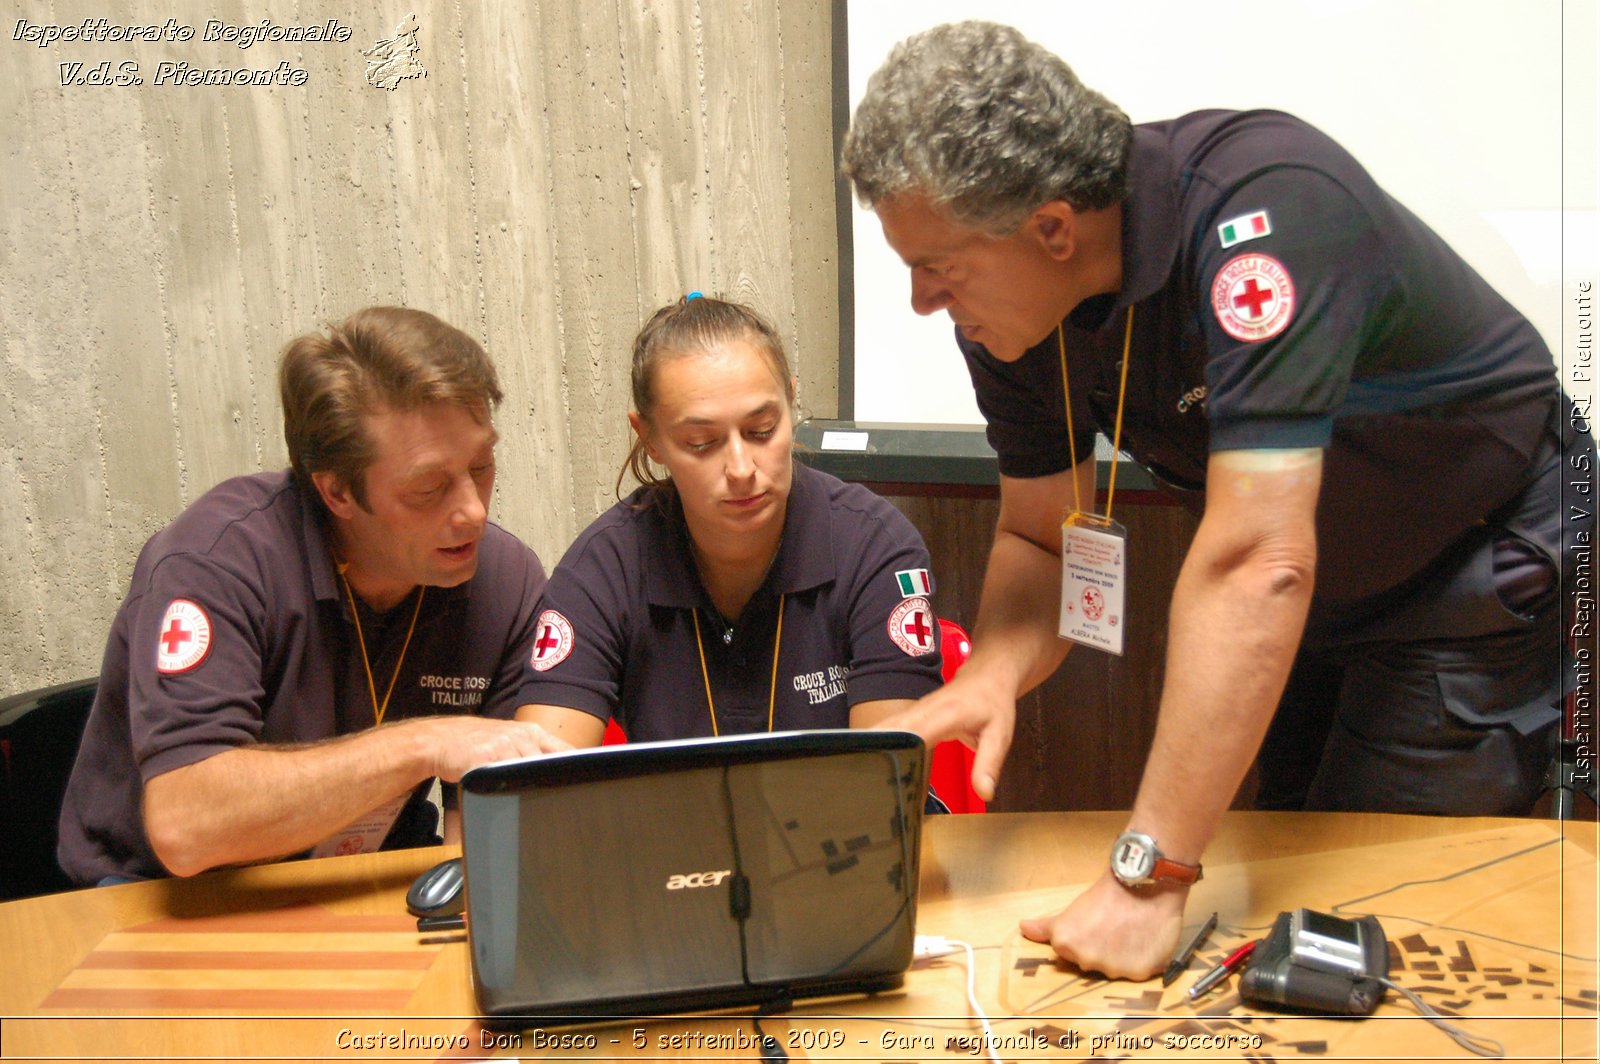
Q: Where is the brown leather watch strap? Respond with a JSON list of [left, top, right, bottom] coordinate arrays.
[[1150, 856, 1203, 885]]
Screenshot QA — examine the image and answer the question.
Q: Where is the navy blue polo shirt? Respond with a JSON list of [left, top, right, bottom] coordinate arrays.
[[517, 462, 943, 739], [962, 109, 1561, 606], [58, 470, 546, 884]]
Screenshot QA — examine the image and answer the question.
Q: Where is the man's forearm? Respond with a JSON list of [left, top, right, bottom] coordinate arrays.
[[1129, 533, 1315, 863], [143, 722, 436, 876], [965, 528, 1074, 696]]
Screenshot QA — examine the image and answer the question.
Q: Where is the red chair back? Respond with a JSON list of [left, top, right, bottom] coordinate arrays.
[[931, 619, 985, 813]]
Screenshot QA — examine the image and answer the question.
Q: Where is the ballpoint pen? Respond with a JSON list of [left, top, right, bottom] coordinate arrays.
[[1162, 911, 1218, 987], [1187, 939, 1258, 1000]]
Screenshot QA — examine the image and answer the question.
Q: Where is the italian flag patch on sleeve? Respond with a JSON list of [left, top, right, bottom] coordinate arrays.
[[1218, 210, 1271, 248], [895, 568, 933, 597]]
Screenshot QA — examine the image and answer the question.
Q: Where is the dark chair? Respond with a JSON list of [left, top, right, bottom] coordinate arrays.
[[1545, 627, 1598, 819], [0, 677, 97, 899]]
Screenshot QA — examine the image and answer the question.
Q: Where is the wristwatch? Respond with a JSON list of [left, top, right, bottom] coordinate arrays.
[[1110, 830, 1203, 889]]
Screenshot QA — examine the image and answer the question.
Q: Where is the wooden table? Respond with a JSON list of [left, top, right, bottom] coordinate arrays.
[[2, 812, 1594, 1062]]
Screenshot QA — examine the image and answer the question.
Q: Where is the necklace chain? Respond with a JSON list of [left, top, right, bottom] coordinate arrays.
[[691, 594, 785, 735]]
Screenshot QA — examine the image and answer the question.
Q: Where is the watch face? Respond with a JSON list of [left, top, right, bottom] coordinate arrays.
[[1112, 833, 1156, 881]]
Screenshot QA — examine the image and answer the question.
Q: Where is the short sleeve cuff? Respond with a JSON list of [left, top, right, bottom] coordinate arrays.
[[990, 431, 1096, 480], [1208, 413, 1333, 452], [513, 680, 612, 722], [138, 740, 241, 785], [994, 447, 1074, 480], [846, 668, 943, 707]]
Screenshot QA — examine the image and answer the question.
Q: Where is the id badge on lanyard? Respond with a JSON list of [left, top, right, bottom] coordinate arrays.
[[311, 793, 410, 858], [1058, 511, 1129, 656], [1052, 308, 1136, 657]]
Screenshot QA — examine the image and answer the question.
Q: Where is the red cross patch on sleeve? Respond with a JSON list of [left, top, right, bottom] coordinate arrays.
[[530, 610, 575, 671], [155, 599, 214, 674], [1211, 253, 1295, 342], [887, 597, 938, 657]]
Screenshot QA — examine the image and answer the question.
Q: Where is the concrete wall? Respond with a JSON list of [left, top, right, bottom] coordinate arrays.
[[0, 1, 840, 694]]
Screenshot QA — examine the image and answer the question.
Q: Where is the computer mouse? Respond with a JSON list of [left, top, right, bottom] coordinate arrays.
[[406, 856, 465, 918]]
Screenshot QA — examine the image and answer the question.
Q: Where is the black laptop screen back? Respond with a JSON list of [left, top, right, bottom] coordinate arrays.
[[461, 731, 925, 1022]]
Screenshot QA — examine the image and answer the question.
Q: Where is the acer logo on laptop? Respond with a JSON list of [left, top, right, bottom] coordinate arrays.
[[665, 869, 733, 890]]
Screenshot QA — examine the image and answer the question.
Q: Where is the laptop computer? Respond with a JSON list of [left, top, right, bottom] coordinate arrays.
[[458, 729, 927, 1025]]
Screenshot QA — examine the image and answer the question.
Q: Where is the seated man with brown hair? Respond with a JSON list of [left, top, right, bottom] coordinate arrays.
[[59, 306, 563, 885]]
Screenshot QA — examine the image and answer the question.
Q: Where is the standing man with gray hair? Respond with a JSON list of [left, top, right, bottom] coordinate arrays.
[[60, 307, 563, 885], [843, 21, 1587, 979]]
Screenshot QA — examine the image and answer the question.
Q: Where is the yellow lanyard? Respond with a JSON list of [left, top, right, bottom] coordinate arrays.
[[1058, 305, 1135, 522], [339, 566, 425, 726], [690, 594, 785, 735]]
